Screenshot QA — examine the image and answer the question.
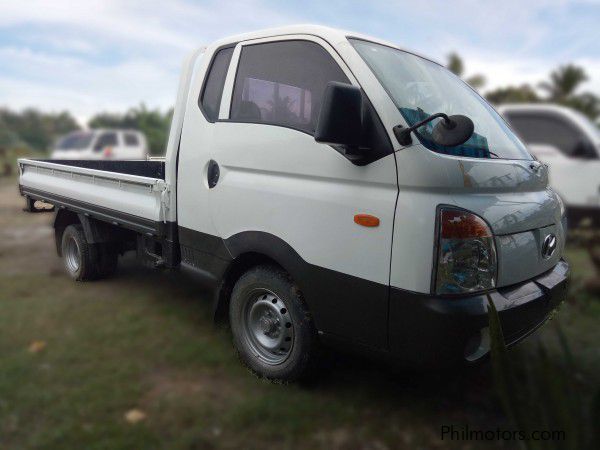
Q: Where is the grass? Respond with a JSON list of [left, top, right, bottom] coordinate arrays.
[[0, 176, 598, 449], [488, 286, 599, 450], [0, 272, 463, 449]]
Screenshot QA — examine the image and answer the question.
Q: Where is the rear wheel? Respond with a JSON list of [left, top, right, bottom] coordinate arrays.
[[60, 224, 118, 281], [229, 265, 318, 381], [61, 224, 96, 281]]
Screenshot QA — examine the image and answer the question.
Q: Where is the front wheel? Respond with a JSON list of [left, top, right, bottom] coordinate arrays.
[[229, 265, 318, 381]]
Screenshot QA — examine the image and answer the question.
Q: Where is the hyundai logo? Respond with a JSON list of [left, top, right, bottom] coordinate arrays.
[[541, 234, 557, 259]]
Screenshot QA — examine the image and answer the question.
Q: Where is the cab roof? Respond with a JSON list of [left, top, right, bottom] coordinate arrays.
[[208, 24, 438, 66]]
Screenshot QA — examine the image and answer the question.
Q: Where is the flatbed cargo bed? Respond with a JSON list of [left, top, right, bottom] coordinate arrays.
[[18, 159, 169, 237]]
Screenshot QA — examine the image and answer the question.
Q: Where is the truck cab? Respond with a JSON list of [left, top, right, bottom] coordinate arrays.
[[19, 26, 569, 380], [498, 103, 600, 227]]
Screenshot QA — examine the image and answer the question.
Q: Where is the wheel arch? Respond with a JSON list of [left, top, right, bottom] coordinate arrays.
[[213, 231, 309, 323], [54, 210, 133, 256], [53, 209, 80, 256]]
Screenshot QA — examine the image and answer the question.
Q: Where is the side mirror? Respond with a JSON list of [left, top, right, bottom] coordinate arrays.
[[315, 82, 362, 148], [431, 114, 474, 147], [394, 113, 474, 147]]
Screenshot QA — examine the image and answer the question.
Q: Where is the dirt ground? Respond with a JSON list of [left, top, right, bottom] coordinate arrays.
[[0, 181, 60, 275]]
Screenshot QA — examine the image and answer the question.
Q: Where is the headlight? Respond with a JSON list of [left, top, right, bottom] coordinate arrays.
[[435, 208, 497, 295]]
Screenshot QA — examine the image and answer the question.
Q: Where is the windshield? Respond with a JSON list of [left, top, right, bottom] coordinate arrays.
[[56, 131, 94, 150], [350, 39, 532, 160]]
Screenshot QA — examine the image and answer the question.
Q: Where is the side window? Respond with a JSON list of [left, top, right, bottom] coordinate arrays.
[[200, 47, 234, 122], [124, 133, 139, 146], [93, 132, 118, 151], [230, 40, 350, 133], [506, 113, 585, 157]]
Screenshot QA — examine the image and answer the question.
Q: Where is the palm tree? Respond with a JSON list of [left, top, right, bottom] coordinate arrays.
[[447, 53, 465, 78], [446, 52, 486, 90], [486, 84, 539, 105], [538, 64, 599, 120], [539, 64, 588, 102]]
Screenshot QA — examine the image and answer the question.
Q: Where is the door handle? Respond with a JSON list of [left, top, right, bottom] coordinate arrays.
[[207, 160, 220, 189]]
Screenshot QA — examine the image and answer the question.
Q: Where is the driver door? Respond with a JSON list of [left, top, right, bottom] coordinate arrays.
[[208, 37, 399, 348]]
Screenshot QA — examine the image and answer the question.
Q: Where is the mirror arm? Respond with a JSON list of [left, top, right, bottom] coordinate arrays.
[[393, 112, 451, 146]]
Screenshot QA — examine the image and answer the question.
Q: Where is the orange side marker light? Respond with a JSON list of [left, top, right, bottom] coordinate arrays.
[[354, 214, 380, 227]]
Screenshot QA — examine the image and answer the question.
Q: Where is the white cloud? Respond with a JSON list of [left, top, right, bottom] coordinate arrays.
[[0, 0, 296, 51], [0, 0, 598, 123], [0, 46, 177, 123], [0, 0, 299, 123], [441, 45, 600, 98], [387, 0, 600, 96]]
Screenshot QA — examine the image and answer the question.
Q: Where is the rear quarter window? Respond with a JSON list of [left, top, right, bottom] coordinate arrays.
[[200, 46, 235, 122]]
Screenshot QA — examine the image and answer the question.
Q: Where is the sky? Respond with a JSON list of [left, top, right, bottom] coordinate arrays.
[[0, 0, 599, 125]]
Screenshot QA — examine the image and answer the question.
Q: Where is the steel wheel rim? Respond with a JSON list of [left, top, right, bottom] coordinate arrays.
[[65, 236, 81, 273], [242, 289, 294, 365]]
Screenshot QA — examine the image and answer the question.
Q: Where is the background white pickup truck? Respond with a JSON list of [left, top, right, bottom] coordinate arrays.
[[499, 103, 600, 226], [51, 129, 149, 160]]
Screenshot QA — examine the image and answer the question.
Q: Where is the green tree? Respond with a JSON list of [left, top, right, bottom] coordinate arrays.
[[539, 64, 600, 120], [447, 53, 465, 78], [446, 52, 486, 90], [486, 84, 540, 105], [563, 92, 600, 120], [539, 64, 588, 102], [0, 116, 22, 148], [87, 112, 128, 129], [0, 108, 80, 152]]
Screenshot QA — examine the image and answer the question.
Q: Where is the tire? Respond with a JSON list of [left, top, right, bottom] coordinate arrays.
[[61, 224, 97, 281], [229, 265, 318, 382]]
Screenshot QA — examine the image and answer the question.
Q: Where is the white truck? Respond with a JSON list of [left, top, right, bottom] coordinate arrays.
[[51, 129, 149, 160], [498, 104, 600, 227], [18, 25, 569, 380]]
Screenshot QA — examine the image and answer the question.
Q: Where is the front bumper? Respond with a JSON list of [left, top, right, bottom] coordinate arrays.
[[388, 260, 569, 367]]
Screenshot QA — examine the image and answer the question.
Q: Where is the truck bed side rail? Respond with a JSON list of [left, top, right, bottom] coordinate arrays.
[[18, 158, 169, 237]]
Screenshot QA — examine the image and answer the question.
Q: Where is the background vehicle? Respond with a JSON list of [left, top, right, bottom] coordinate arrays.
[[51, 129, 149, 160], [18, 26, 568, 381], [499, 104, 600, 226]]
